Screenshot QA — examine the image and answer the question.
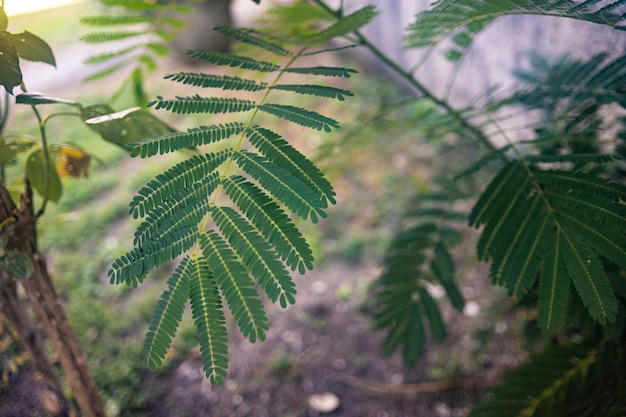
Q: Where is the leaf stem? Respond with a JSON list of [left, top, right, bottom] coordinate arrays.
[[30, 104, 51, 218]]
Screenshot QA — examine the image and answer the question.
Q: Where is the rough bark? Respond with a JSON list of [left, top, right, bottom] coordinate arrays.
[[0, 183, 106, 417]]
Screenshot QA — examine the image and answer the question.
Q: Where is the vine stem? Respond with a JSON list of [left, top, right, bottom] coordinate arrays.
[[312, 0, 499, 155], [30, 104, 51, 217]]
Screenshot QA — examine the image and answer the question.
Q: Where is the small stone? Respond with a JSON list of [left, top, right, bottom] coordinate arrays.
[[308, 392, 340, 413]]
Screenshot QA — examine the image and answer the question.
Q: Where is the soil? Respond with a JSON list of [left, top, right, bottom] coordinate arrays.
[[138, 260, 523, 417]]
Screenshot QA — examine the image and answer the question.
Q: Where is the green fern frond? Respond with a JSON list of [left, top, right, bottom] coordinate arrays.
[[199, 231, 269, 343], [129, 152, 229, 218], [164, 72, 267, 92], [222, 175, 314, 274], [215, 26, 292, 57], [144, 255, 192, 370], [188, 255, 229, 384], [129, 123, 244, 158], [108, 227, 199, 287], [149, 95, 256, 115], [257, 103, 339, 132], [81, 15, 166, 26], [524, 152, 619, 165], [212, 206, 297, 308], [271, 84, 353, 101], [405, 0, 625, 50], [233, 150, 328, 223], [81, 31, 145, 43], [472, 161, 625, 330], [185, 50, 280, 72], [246, 126, 336, 204], [283, 66, 358, 77], [373, 224, 464, 366]]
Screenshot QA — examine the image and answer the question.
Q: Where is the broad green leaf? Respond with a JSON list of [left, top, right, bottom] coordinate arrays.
[[82, 105, 175, 148], [26, 149, 62, 202], [5, 31, 55, 66], [4, 251, 34, 279], [0, 36, 21, 93]]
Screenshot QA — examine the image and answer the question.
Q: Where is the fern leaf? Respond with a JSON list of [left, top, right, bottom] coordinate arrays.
[[144, 255, 192, 370], [431, 241, 465, 310], [257, 103, 339, 132], [81, 31, 145, 43], [222, 175, 314, 273], [271, 84, 353, 101], [81, 15, 160, 26], [188, 255, 229, 384], [405, 0, 625, 50], [129, 123, 244, 158], [561, 233, 617, 325], [199, 231, 269, 343], [538, 228, 570, 334], [82, 46, 138, 64], [164, 72, 267, 92], [233, 150, 327, 223], [283, 66, 358, 78], [312, 5, 378, 44], [524, 152, 619, 165], [129, 152, 229, 219], [148, 95, 256, 115], [108, 227, 199, 287], [215, 26, 292, 57], [469, 161, 528, 227], [185, 50, 280, 72], [212, 206, 297, 308], [418, 287, 446, 342], [246, 126, 336, 204], [533, 170, 626, 201], [543, 189, 626, 230], [402, 304, 425, 366]]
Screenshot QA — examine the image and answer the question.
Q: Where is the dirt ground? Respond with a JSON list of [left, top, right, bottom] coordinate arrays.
[[138, 260, 522, 417]]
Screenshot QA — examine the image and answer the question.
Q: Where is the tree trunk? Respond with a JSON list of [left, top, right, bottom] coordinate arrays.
[[0, 183, 106, 417]]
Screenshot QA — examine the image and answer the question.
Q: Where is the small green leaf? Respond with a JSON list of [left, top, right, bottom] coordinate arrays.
[[0, 36, 21, 94], [0, 136, 36, 164], [4, 251, 34, 279], [26, 148, 62, 202], [5, 31, 56, 66], [15, 92, 79, 106], [444, 49, 463, 61]]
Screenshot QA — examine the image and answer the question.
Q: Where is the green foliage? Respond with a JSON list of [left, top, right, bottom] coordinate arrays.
[[110, 7, 377, 384]]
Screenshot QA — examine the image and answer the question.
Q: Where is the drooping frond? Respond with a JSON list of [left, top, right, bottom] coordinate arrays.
[[144, 256, 192, 370], [212, 206, 297, 308], [246, 126, 336, 204], [128, 123, 244, 157], [199, 231, 269, 343], [188, 255, 229, 384], [405, 0, 626, 51], [148, 95, 256, 115], [470, 161, 625, 332], [164, 72, 267, 92], [271, 84, 353, 100], [233, 150, 328, 223], [129, 152, 229, 218], [373, 223, 465, 366], [257, 103, 339, 132], [185, 50, 280, 72], [222, 175, 314, 274], [110, 15, 357, 382]]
